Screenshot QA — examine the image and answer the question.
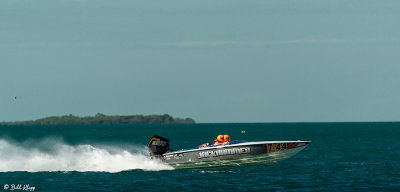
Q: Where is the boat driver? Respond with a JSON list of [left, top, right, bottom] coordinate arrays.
[[224, 134, 230, 143], [213, 134, 230, 146], [213, 135, 225, 145], [199, 134, 229, 148]]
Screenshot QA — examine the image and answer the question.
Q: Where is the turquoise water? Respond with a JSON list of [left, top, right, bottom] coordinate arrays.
[[0, 123, 399, 191]]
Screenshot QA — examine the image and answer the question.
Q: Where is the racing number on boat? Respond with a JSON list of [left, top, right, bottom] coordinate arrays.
[[267, 143, 287, 153]]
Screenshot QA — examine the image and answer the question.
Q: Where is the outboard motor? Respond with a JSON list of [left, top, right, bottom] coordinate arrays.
[[148, 135, 170, 158]]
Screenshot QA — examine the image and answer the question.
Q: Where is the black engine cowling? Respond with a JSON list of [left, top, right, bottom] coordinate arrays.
[[148, 135, 170, 157]]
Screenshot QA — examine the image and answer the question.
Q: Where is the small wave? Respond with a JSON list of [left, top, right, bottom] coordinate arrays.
[[0, 138, 173, 172]]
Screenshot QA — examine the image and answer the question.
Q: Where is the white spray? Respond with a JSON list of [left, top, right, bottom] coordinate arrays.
[[0, 138, 173, 172]]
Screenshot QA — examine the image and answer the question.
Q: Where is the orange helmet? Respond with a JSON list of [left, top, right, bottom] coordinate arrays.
[[224, 135, 230, 142], [217, 135, 224, 142]]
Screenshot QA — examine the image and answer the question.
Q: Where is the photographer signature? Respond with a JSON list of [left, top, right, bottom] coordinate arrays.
[[3, 184, 35, 191]]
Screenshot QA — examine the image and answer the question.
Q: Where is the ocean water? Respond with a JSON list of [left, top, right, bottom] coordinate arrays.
[[0, 123, 399, 191]]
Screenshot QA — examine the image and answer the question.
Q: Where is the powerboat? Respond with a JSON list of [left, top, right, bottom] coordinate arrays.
[[148, 135, 311, 168]]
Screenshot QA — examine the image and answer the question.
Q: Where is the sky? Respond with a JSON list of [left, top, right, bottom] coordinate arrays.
[[1, 0, 400, 122]]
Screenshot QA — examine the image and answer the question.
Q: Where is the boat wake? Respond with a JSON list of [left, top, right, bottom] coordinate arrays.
[[0, 138, 173, 173]]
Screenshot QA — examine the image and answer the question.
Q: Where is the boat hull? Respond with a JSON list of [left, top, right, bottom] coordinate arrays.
[[162, 141, 310, 168]]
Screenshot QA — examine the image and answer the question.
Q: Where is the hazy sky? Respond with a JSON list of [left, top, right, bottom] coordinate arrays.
[[1, 0, 399, 122]]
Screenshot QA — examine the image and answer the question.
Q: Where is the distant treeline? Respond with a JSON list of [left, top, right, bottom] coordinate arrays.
[[1, 113, 195, 125]]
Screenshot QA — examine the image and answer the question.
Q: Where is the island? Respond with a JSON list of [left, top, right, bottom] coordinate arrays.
[[0, 113, 195, 125]]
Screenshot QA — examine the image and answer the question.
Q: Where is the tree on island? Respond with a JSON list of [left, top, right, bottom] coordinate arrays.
[[0, 114, 195, 125]]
